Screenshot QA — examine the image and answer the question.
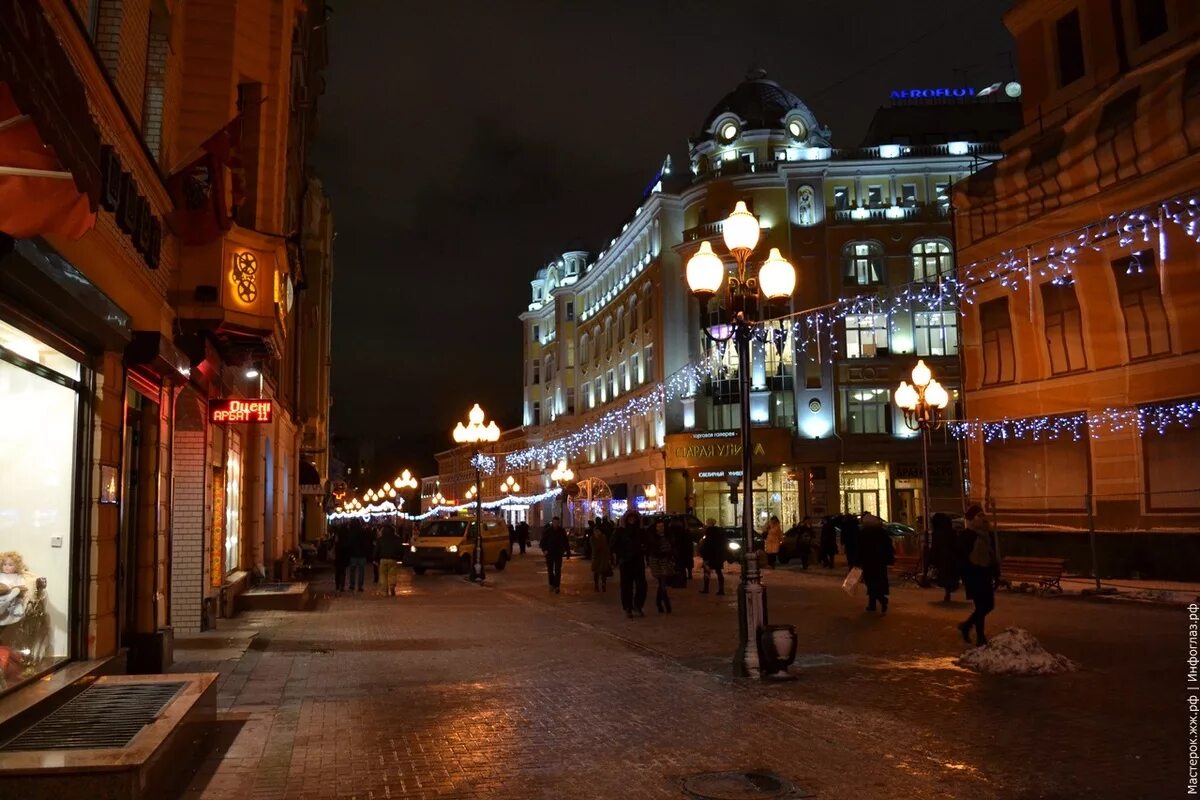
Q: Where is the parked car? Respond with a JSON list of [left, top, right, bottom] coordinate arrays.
[[641, 513, 706, 544], [407, 516, 510, 575]]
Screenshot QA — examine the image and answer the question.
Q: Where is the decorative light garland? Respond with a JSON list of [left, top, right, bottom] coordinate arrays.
[[949, 398, 1200, 443], [328, 487, 564, 523]]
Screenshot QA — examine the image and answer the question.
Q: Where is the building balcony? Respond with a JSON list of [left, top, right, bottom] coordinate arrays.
[[831, 202, 951, 224], [175, 224, 291, 358]]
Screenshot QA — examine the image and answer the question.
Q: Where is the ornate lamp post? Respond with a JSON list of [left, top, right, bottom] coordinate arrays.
[[452, 404, 500, 582], [686, 200, 796, 678], [894, 359, 950, 580], [549, 458, 574, 525]]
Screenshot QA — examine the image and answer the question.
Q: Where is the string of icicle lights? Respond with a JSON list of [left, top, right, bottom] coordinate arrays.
[[499, 190, 1200, 470], [948, 399, 1200, 443], [328, 487, 564, 522]]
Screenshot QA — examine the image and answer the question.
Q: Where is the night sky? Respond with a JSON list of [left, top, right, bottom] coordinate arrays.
[[311, 0, 1016, 474]]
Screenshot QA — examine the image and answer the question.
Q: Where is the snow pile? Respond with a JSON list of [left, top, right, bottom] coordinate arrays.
[[956, 627, 1078, 676]]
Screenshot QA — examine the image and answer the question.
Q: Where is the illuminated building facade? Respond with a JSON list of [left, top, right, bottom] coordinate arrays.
[[954, 0, 1200, 574], [515, 71, 1018, 528]]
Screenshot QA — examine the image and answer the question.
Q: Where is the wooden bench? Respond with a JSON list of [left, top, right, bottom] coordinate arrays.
[[999, 556, 1067, 593], [889, 554, 922, 584]]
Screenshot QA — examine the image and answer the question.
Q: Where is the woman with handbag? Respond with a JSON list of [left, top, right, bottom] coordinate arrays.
[[959, 505, 999, 646], [648, 519, 675, 614]]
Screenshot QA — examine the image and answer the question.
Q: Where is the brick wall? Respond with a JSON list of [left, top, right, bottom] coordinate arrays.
[[170, 391, 208, 635], [142, 28, 169, 161], [93, 0, 122, 77], [87, 352, 124, 659]]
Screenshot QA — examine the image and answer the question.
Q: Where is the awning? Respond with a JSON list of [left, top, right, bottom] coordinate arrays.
[[0, 82, 95, 240], [299, 461, 323, 496]]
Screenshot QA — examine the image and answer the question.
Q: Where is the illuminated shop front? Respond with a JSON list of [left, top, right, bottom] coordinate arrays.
[[666, 428, 799, 528], [838, 463, 891, 520], [0, 318, 87, 691]]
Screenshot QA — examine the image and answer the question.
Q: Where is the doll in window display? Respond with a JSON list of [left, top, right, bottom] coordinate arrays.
[[0, 551, 49, 687]]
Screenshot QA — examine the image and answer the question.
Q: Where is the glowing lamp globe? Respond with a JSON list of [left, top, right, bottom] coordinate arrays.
[[925, 379, 950, 409], [686, 241, 725, 299], [757, 247, 796, 300], [894, 381, 919, 411], [485, 421, 500, 441], [468, 404, 485, 426], [911, 359, 932, 389], [722, 201, 760, 255], [452, 422, 467, 443]]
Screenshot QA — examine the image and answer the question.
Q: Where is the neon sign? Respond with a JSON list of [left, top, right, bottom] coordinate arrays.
[[890, 87, 976, 100], [210, 398, 272, 423]]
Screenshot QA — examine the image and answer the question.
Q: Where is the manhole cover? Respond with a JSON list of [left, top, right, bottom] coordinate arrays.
[[681, 771, 798, 800]]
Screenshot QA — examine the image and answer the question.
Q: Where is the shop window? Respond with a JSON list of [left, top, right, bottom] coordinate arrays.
[[1112, 254, 1170, 360], [842, 242, 885, 286], [844, 314, 888, 358], [914, 310, 958, 356], [224, 433, 242, 576], [1041, 282, 1087, 374], [0, 321, 83, 689], [980, 297, 1015, 384], [1055, 9, 1086, 87], [839, 464, 890, 519], [911, 239, 953, 282], [839, 387, 891, 434]]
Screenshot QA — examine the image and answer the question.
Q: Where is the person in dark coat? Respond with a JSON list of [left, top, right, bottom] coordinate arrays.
[[819, 517, 838, 568], [609, 511, 648, 618], [590, 521, 613, 592], [541, 516, 570, 594], [958, 505, 999, 645], [333, 523, 351, 592], [840, 514, 861, 568], [857, 513, 894, 614], [669, 521, 693, 583], [514, 520, 530, 555], [930, 512, 960, 602], [343, 520, 372, 592], [648, 520, 675, 614], [699, 520, 727, 595]]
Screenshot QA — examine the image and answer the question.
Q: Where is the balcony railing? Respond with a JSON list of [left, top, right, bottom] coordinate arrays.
[[831, 202, 951, 224], [683, 220, 725, 243]]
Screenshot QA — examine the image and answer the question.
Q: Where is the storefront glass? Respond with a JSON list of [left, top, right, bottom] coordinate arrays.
[[0, 320, 81, 691], [692, 468, 800, 529], [224, 431, 242, 575], [839, 463, 891, 519]]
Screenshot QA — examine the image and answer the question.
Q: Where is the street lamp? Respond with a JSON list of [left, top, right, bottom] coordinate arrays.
[[499, 476, 521, 495], [550, 458, 574, 526], [895, 358, 950, 580], [685, 200, 796, 678], [394, 469, 418, 491], [452, 403, 500, 582]]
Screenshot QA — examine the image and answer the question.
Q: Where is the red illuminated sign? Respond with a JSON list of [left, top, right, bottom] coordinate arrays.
[[210, 398, 273, 424]]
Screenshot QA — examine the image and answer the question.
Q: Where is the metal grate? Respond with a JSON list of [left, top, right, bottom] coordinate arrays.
[[1, 682, 185, 751]]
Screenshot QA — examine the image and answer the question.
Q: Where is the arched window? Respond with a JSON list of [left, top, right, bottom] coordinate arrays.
[[911, 239, 953, 282], [842, 241, 885, 286], [616, 309, 626, 343], [579, 334, 590, 366], [605, 318, 613, 351]]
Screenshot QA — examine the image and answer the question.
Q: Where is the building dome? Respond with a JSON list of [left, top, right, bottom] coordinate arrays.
[[700, 69, 830, 145]]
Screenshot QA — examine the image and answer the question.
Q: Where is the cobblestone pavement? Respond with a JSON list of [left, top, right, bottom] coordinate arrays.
[[169, 551, 1182, 800]]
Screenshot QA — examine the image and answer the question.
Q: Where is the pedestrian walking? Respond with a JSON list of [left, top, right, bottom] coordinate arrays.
[[648, 520, 675, 613], [764, 515, 783, 568], [515, 520, 530, 555], [610, 510, 648, 618], [819, 516, 838, 568], [541, 516, 570, 594], [591, 520, 613, 592], [958, 505, 999, 646], [333, 523, 350, 592], [670, 521, 692, 584], [796, 517, 815, 569], [858, 512, 894, 614], [840, 514, 861, 568], [931, 512, 960, 601], [699, 520, 727, 595], [347, 520, 372, 592], [375, 524, 406, 596]]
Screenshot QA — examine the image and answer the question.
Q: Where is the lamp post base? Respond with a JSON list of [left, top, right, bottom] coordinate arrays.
[[734, 578, 767, 678]]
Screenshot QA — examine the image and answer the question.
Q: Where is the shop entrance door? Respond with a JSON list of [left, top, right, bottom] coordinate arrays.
[[894, 488, 920, 527], [842, 490, 880, 516]]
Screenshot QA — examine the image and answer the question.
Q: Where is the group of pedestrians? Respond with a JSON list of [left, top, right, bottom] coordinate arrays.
[[328, 519, 411, 596]]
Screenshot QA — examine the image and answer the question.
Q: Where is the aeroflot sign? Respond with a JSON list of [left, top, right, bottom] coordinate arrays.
[[891, 87, 976, 99]]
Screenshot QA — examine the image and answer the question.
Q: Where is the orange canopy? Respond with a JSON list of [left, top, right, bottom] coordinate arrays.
[[0, 81, 95, 240]]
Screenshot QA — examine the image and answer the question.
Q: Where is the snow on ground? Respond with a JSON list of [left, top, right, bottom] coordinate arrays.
[[956, 627, 1079, 676]]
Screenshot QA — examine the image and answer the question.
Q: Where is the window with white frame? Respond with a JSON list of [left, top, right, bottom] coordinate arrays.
[[619, 362, 628, 391], [912, 240, 953, 282], [914, 310, 959, 356], [832, 186, 850, 211], [844, 314, 888, 358], [840, 387, 891, 434], [631, 352, 641, 384], [842, 242, 885, 285], [866, 185, 885, 207], [900, 183, 918, 207]]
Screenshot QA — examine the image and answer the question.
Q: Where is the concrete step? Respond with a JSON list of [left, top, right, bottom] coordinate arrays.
[[236, 581, 310, 612]]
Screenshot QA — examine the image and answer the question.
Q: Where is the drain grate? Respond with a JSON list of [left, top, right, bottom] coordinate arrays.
[[1, 681, 185, 752], [681, 771, 809, 800]]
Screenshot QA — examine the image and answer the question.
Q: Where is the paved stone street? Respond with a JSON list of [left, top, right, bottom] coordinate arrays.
[[169, 552, 1182, 800]]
